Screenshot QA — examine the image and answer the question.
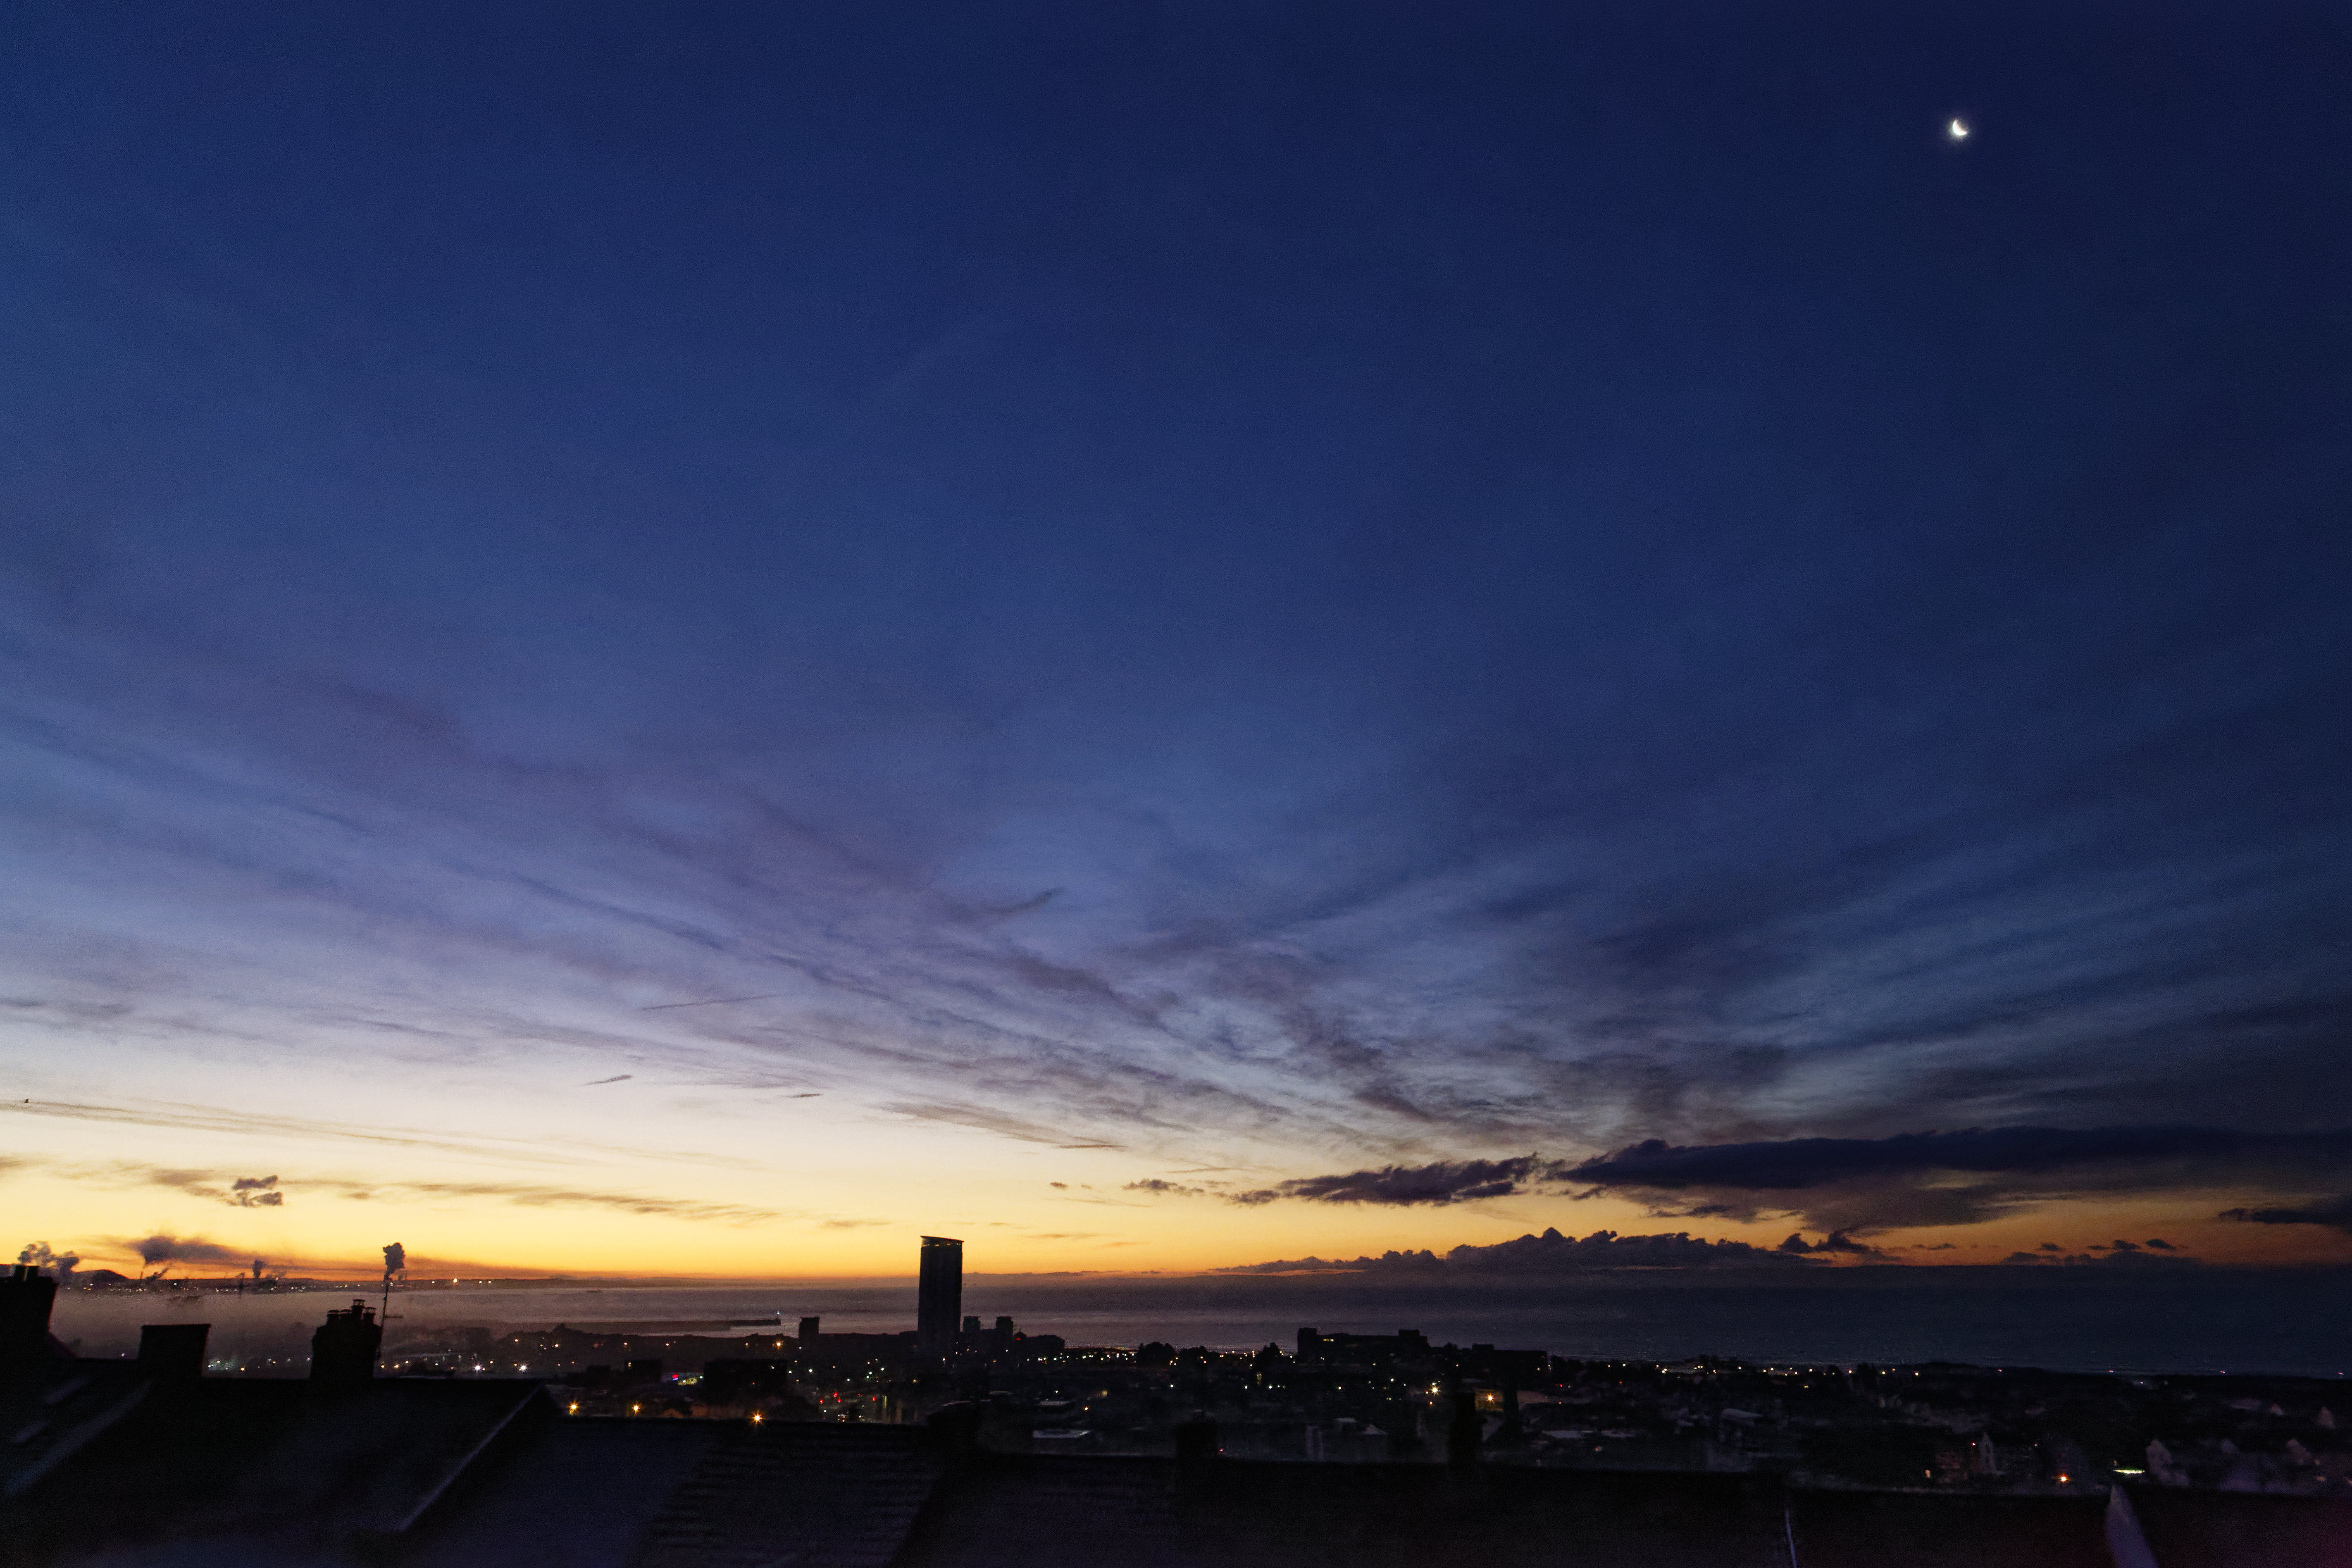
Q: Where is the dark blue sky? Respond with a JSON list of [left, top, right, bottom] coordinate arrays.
[[2, 2, 2349, 1270]]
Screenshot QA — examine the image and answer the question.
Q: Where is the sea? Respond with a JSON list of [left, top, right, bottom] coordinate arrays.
[[46, 1267, 2352, 1380]]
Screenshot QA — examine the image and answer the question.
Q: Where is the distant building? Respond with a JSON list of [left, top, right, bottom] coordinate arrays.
[[917, 1237, 963, 1356], [1295, 1327, 1433, 1367]]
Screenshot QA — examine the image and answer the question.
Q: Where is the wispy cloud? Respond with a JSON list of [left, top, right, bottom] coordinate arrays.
[[346, 1180, 781, 1225], [0, 1096, 749, 1173], [0, 392, 2346, 1222], [42, 1158, 784, 1227], [0, 1096, 586, 1166], [103, 1166, 285, 1208], [880, 1101, 1127, 1150]]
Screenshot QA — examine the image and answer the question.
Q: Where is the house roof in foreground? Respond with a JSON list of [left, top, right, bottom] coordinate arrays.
[[5, 1367, 2348, 1568]]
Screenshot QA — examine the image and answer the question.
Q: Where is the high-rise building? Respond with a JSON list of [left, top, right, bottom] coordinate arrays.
[[917, 1236, 963, 1356]]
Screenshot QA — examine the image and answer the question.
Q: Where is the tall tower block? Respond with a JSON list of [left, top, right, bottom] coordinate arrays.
[[917, 1235, 963, 1356]]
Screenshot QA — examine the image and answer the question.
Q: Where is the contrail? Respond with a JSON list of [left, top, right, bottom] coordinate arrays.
[[637, 995, 774, 1011]]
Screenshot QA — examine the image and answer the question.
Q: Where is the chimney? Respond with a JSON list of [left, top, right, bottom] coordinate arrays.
[[138, 1323, 211, 1381], [1177, 1417, 1221, 1461], [1446, 1384, 1482, 1470], [798, 1316, 820, 1341], [310, 1299, 383, 1386], [0, 1264, 59, 1372], [1172, 1417, 1220, 1495], [928, 1400, 982, 1456]]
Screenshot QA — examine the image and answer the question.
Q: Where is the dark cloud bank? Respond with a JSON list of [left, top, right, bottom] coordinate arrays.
[[1566, 1127, 2352, 1237], [1230, 1158, 1544, 1208], [1208, 1126, 2352, 1239], [1223, 1228, 1818, 1276], [1217, 1225, 2212, 1277]]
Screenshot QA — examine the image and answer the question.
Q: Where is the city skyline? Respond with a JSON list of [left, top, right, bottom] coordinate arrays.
[[4, 2, 2351, 1287]]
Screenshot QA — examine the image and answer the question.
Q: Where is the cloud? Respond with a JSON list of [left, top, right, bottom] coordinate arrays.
[[1124, 1178, 1208, 1198], [880, 1102, 1128, 1151], [1569, 1126, 2352, 1189], [1564, 1126, 2352, 1234], [1220, 1227, 1816, 1275], [127, 1167, 287, 1208], [0, 28, 2348, 1287], [1230, 1156, 1545, 1207], [0, 1096, 696, 1170], [349, 1179, 782, 1225], [229, 1175, 283, 1208], [59, 1159, 771, 1227], [2219, 1197, 2352, 1234], [1772, 1230, 1885, 1258], [1999, 1246, 2199, 1268], [817, 1218, 889, 1229]]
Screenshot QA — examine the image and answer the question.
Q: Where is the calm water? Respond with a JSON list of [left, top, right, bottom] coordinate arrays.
[[48, 1268, 2352, 1378]]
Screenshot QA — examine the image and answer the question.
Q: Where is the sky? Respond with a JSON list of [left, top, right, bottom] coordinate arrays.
[[2, 1, 2349, 1284]]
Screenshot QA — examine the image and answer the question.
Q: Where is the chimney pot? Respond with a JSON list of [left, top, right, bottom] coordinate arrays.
[[138, 1323, 211, 1381]]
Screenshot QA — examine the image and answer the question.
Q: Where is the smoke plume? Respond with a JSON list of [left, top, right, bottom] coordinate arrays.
[[17, 1242, 79, 1281]]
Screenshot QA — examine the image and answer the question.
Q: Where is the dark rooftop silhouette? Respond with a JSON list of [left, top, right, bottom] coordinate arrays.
[[5, 1270, 2350, 1565]]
